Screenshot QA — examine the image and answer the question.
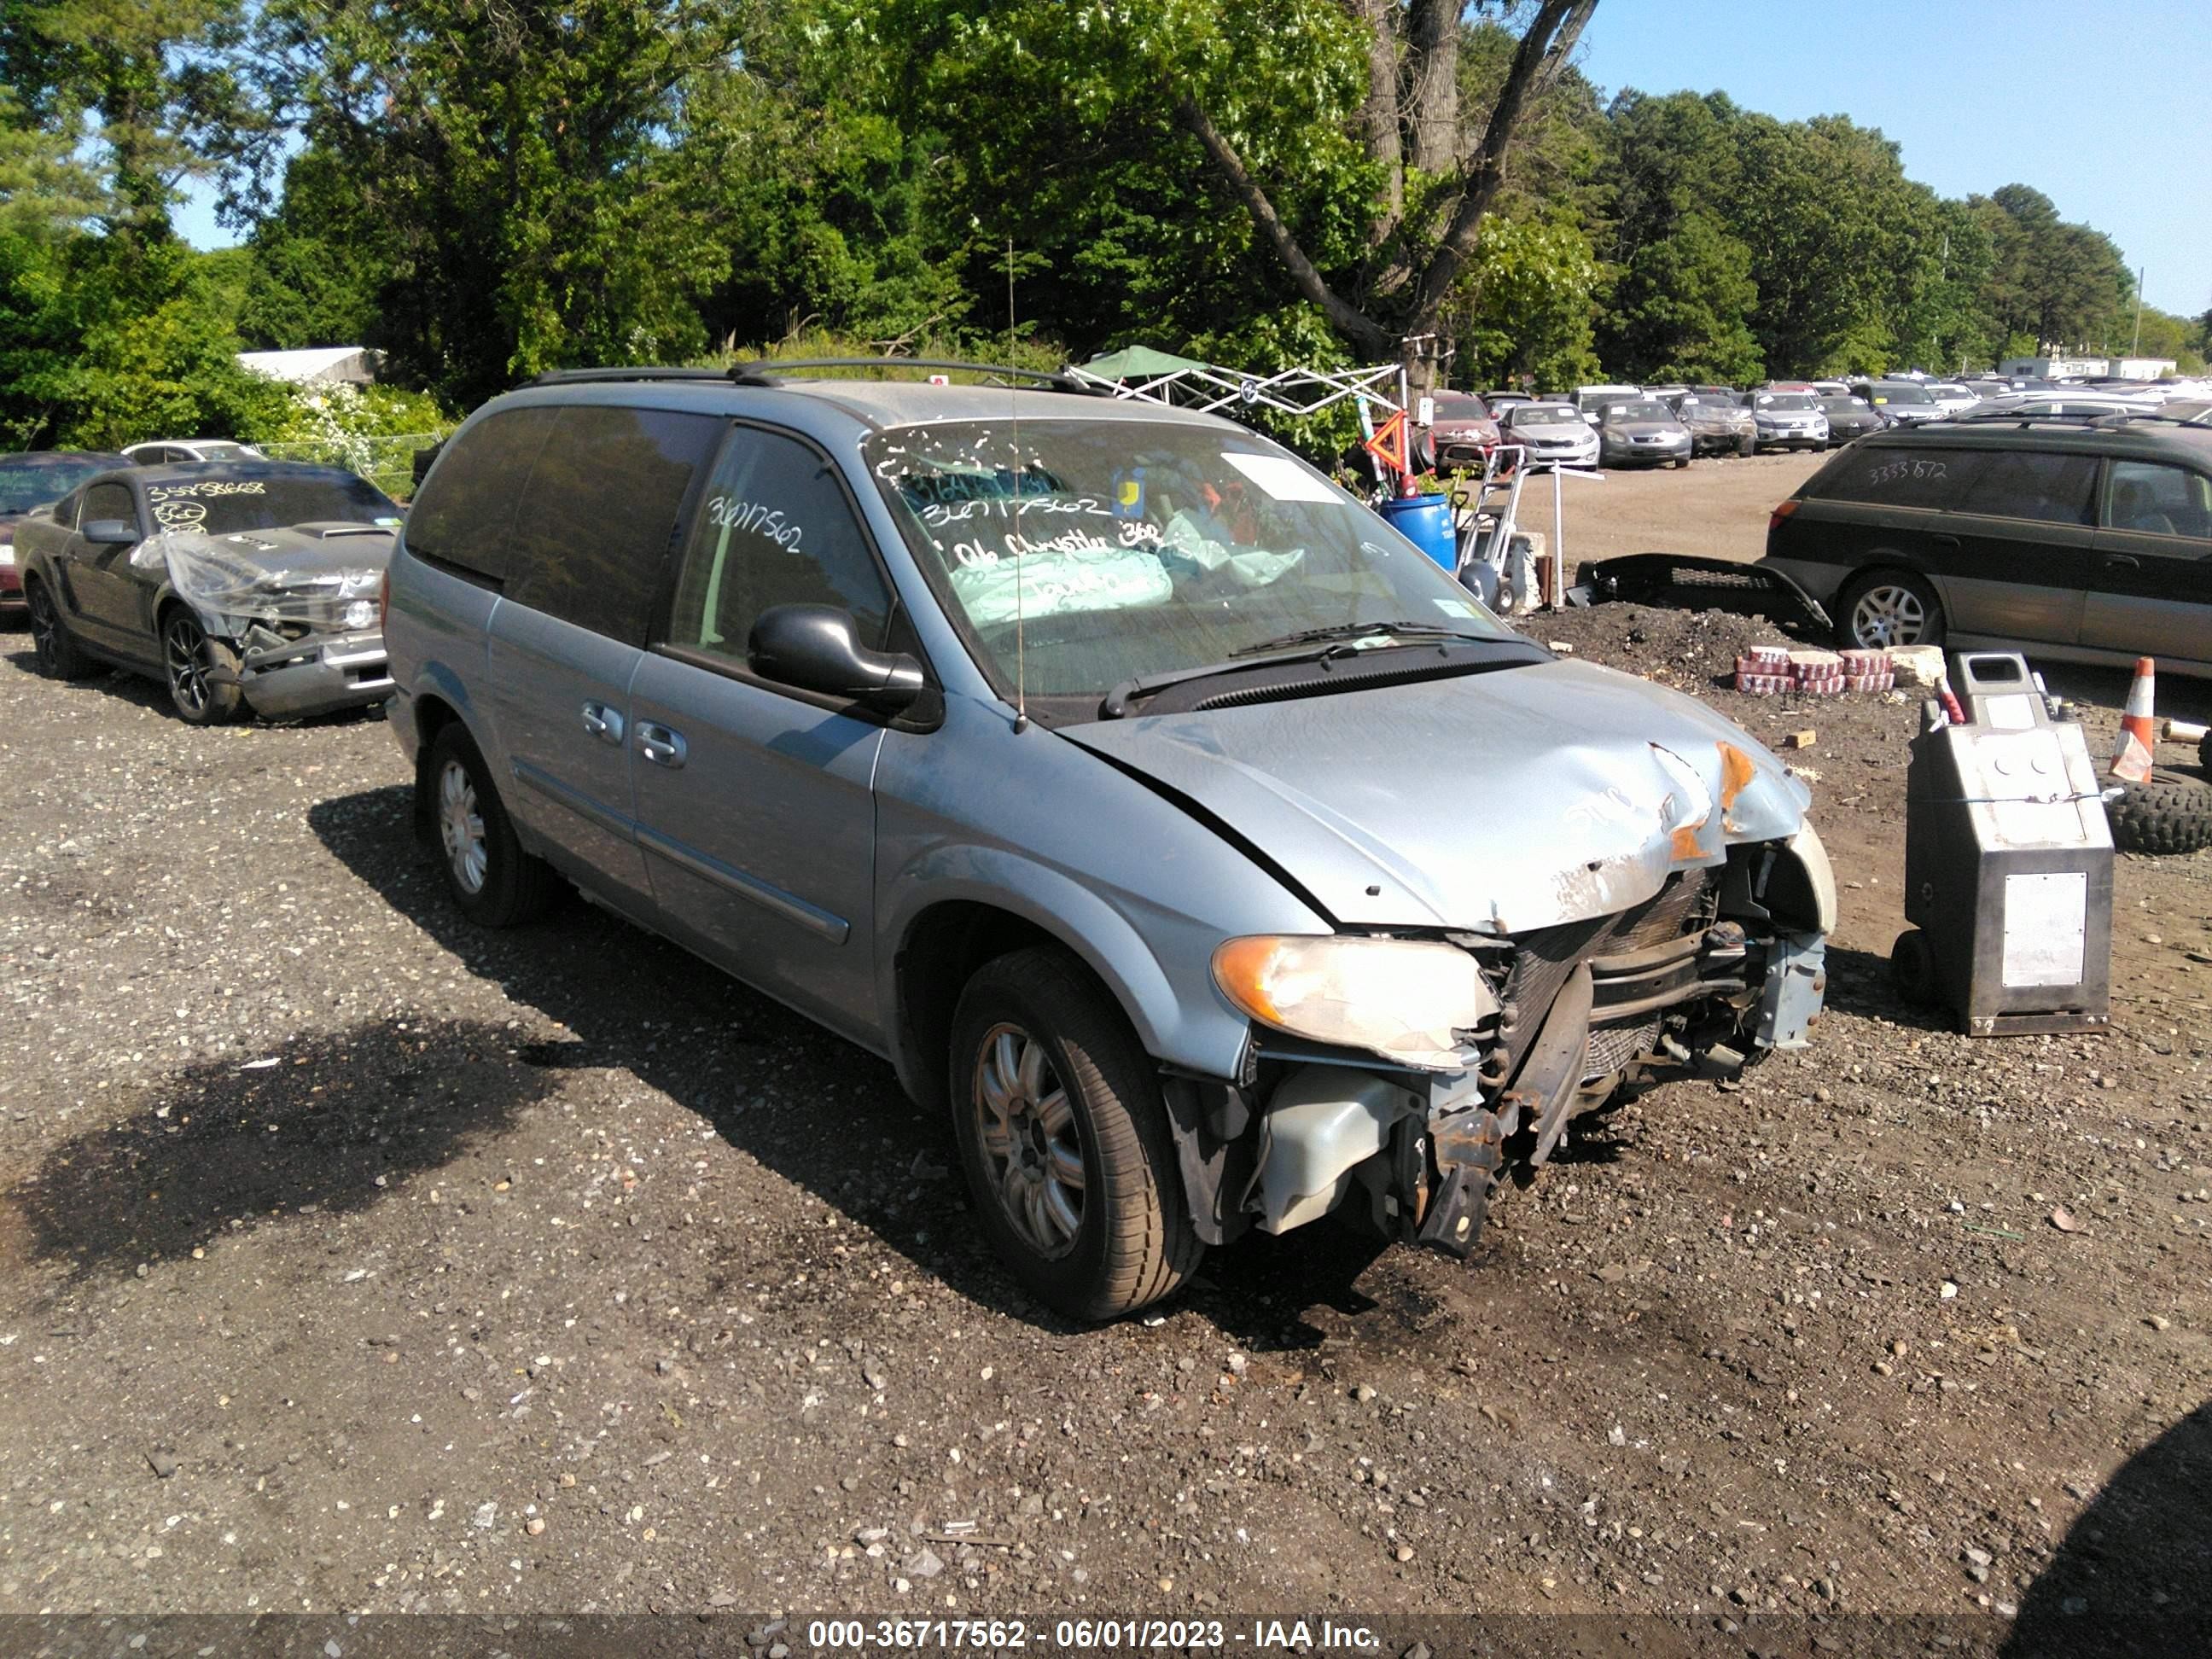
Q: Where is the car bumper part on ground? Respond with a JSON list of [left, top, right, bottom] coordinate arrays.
[[233, 628, 394, 719]]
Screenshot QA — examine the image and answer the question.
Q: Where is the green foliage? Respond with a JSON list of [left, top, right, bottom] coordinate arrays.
[[1447, 214, 1604, 388]]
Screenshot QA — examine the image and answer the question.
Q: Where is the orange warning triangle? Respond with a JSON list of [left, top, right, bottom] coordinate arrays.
[[1363, 409, 1411, 476]]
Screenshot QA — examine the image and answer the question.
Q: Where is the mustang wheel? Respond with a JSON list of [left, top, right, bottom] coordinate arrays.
[[162, 608, 243, 725], [950, 948, 1202, 1321], [26, 578, 97, 679], [423, 723, 562, 926], [1838, 570, 1945, 650]]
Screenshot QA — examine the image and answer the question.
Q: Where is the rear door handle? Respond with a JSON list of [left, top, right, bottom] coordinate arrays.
[[637, 721, 687, 768], [579, 701, 625, 744], [1929, 533, 1960, 550], [2102, 553, 2140, 570]]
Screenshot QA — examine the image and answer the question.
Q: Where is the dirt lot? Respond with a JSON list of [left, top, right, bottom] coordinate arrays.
[[1547, 449, 1827, 568], [1, 572, 2208, 1652]]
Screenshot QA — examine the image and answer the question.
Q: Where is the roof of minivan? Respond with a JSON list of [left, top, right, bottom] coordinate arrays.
[[494, 375, 1238, 434]]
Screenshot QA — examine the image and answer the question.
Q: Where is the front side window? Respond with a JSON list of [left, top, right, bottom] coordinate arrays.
[[2106, 461, 2212, 539], [1957, 450, 2098, 526], [666, 427, 894, 667], [80, 483, 138, 533], [863, 418, 1516, 701]]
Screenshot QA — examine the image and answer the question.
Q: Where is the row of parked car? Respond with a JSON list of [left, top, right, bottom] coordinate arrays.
[[1, 364, 1840, 1321], [1421, 374, 2211, 474]]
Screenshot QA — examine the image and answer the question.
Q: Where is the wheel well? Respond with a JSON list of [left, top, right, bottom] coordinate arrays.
[[894, 903, 1072, 1113], [409, 693, 465, 842]]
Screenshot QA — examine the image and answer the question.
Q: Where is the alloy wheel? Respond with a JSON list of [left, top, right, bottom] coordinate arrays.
[[972, 1022, 1086, 1260], [164, 613, 211, 715], [26, 584, 59, 670], [1849, 583, 1930, 648], [437, 757, 490, 895]]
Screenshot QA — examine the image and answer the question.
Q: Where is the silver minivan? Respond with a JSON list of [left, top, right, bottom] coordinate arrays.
[[383, 363, 1834, 1319]]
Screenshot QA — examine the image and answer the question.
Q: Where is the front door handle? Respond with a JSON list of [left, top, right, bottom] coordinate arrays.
[[2102, 553, 2140, 570], [1928, 533, 1960, 550], [580, 701, 626, 744], [637, 721, 687, 768]]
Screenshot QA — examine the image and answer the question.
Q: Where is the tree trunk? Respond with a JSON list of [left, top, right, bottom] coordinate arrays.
[[1351, 0, 1402, 222], [1407, 0, 1458, 174]]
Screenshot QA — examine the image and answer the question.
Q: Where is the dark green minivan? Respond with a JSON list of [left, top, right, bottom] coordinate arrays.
[[1759, 416, 2212, 676]]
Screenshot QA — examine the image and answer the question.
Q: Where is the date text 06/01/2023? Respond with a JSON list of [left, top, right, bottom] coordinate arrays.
[[801, 1617, 1382, 1651]]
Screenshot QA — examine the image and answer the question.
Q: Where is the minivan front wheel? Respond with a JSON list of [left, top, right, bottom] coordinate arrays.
[[423, 723, 562, 926], [949, 948, 1202, 1321], [1838, 570, 1945, 650]]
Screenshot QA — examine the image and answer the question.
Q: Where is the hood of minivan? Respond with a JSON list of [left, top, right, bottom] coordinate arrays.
[[1064, 659, 1810, 934]]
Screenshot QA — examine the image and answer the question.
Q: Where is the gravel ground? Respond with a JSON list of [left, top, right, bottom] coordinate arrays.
[[0, 603, 2207, 1651], [1545, 449, 1827, 568]]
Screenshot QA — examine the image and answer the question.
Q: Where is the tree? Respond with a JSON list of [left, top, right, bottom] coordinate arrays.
[[1971, 184, 2132, 352]]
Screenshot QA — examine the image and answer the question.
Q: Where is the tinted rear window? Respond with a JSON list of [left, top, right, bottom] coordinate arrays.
[[1956, 449, 2098, 526], [1812, 446, 1986, 509], [403, 406, 560, 583], [503, 405, 724, 644]]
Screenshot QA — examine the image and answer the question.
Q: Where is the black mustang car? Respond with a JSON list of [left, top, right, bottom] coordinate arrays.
[[14, 459, 404, 724]]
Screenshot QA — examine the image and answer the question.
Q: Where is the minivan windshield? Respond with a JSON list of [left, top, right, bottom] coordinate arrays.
[[864, 420, 1517, 700]]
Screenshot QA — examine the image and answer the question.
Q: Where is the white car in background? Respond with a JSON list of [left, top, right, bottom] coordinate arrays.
[[121, 439, 267, 465], [1926, 382, 1979, 417]]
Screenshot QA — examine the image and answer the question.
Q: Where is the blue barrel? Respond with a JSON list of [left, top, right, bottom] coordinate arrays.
[[1377, 493, 1457, 569]]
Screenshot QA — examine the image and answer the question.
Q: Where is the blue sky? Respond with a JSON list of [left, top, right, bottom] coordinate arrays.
[[176, 0, 2211, 317], [1575, 0, 2211, 316]]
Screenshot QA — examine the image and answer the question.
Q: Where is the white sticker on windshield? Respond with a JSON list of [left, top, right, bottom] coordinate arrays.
[[1433, 598, 1476, 617], [1220, 451, 1341, 503]]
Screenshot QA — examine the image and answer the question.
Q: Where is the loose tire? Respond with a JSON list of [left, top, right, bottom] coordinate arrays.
[[949, 947, 1202, 1321], [161, 607, 244, 725], [1837, 568, 1945, 651], [1737, 434, 1755, 457], [1890, 928, 1938, 1005], [25, 578, 97, 679], [424, 723, 562, 925], [2102, 767, 2212, 857]]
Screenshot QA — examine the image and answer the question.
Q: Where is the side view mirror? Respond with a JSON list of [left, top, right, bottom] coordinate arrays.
[[82, 519, 138, 546], [748, 603, 926, 713]]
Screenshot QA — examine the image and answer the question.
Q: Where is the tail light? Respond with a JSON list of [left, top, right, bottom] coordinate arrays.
[[378, 566, 392, 631], [1767, 499, 1800, 534]]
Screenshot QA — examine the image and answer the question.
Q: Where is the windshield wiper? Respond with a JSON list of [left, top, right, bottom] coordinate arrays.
[[1101, 626, 1526, 719], [1226, 620, 1476, 658]]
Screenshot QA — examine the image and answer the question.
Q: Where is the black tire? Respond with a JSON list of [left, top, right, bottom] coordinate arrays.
[[25, 576, 98, 679], [422, 722, 562, 925], [2102, 767, 2212, 857], [2198, 729, 2209, 782], [949, 947, 1202, 1321], [160, 606, 244, 725], [1837, 568, 1946, 652], [1737, 435, 1755, 457], [1890, 929, 1938, 1005]]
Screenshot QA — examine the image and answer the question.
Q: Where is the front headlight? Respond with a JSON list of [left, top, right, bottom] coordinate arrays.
[[1211, 935, 1498, 1069], [0, 544, 15, 568]]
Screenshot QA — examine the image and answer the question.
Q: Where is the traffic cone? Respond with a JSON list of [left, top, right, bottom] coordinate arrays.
[[2110, 656, 2157, 784]]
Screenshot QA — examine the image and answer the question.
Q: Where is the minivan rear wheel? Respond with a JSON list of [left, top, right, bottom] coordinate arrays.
[[949, 948, 1202, 1321], [1838, 569, 1945, 651], [424, 724, 562, 926]]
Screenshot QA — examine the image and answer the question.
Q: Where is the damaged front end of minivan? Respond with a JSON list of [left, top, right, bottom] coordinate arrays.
[[138, 526, 398, 719], [1156, 735, 1832, 1259]]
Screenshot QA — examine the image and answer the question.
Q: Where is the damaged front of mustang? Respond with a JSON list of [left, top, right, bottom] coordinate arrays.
[[1068, 660, 1833, 1256]]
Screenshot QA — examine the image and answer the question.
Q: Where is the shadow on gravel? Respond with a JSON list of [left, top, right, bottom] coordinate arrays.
[[11, 1018, 550, 1276], [2005, 1399, 2212, 1658], [1819, 943, 1960, 1033], [303, 786, 1053, 1323]]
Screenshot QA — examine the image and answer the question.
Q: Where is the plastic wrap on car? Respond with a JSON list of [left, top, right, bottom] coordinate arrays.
[[132, 532, 383, 634]]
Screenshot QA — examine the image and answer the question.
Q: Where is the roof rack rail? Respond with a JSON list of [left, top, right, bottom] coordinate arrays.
[[725, 357, 1110, 396], [527, 366, 734, 387]]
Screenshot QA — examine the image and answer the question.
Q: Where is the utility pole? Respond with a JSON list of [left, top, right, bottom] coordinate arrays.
[[2132, 266, 2145, 357]]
